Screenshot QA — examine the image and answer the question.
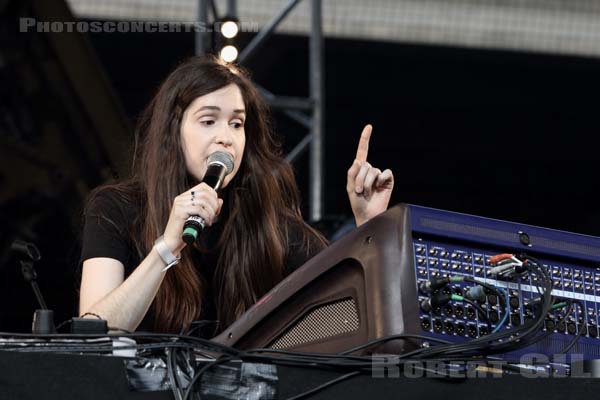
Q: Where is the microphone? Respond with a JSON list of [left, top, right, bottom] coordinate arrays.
[[182, 151, 234, 244]]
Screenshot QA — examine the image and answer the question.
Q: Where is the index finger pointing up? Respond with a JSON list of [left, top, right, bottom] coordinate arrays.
[[355, 124, 372, 162]]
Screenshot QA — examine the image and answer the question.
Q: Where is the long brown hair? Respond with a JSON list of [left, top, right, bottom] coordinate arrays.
[[90, 56, 326, 333]]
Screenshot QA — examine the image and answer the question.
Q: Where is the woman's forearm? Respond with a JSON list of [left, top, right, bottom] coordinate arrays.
[[82, 249, 169, 331]]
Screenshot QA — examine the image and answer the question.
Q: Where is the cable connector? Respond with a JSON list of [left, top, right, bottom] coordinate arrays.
[[524, 297, 543, 308], [418, 277, 450, 294], [420, 293, 453, 312], [465, 285, 487, 302], [489, 254, 526, 278]]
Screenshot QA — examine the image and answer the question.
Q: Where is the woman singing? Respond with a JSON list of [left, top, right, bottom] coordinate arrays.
[[79, 56, 394, 336]]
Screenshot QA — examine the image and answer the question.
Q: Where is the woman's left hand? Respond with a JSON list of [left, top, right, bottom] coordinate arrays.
[[346, 124, 394, 227]]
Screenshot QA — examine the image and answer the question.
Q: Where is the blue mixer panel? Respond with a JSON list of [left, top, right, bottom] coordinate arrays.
[[408, 204, 600, 358]]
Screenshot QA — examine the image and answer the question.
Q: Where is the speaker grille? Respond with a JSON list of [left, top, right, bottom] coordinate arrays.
[[269, 298, 359, 349]]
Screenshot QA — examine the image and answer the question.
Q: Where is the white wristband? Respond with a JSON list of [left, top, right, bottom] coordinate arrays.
[[153, 235, 181, 272]]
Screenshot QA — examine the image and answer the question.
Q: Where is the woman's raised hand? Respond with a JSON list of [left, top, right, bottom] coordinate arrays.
[[346, 124, 394, 226]]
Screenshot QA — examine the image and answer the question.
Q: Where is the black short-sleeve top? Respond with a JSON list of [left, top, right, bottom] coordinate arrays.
[[80, 188, 326, 336]]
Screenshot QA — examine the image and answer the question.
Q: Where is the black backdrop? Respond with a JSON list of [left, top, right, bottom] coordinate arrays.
[[3, 24, 600, 333], [87, 29, 600, 232]]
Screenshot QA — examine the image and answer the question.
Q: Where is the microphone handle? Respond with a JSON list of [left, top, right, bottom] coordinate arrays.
[[181, 165, 227, 244]]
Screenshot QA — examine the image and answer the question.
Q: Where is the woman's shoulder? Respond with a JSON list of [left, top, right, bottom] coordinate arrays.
[[80, 182, 143, 270], [85, 182, 142, 219], [286, 218, 324, 243], [83, 183, 143, 239], [284, 216, 328, 273]]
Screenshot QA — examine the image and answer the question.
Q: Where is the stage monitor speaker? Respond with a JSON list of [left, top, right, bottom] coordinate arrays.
[[212, 204, 420, 355]]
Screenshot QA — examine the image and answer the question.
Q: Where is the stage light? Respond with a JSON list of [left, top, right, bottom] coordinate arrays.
[[220, 45, 238, 63], [221, 20, 239, 39]]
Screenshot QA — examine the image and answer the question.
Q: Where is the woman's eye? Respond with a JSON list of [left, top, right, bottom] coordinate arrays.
[[200, 120, 215, 126], [231, 121, 244, 129]]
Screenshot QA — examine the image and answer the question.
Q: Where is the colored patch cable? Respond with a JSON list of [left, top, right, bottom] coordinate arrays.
[[420, 276, 507, 308], [492, 287, 510, 334], [488, 253, 527, 277]]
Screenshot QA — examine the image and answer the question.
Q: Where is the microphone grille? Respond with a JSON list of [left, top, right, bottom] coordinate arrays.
[[208, 151, 235, 174]]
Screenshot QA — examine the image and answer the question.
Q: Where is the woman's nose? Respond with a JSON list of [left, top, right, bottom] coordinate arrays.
[[215, 127, 233, 146]]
